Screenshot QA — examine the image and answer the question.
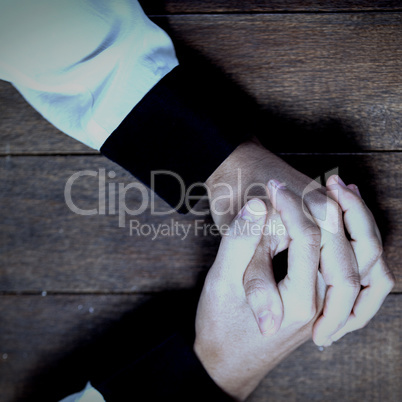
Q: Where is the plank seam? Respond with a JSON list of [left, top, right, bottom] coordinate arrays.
[[148, 10, 402, 17], [0, 151, 401, 157], [0, 291, 195, 296], [0, 291, 401, 296]]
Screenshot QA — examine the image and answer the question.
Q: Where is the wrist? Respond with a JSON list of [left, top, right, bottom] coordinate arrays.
[[205, 138, 315, 227], [205, 138, 280, 226]]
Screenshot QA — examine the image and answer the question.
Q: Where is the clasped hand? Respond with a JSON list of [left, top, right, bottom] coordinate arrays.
[[196, 174, 394, 400]]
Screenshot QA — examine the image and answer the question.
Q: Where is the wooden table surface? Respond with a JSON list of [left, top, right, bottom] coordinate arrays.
[[0, 1, 401, 401]]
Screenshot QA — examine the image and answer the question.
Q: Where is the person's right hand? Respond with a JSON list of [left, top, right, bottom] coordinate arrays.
[[317, 176, 395, 346], [194, 191, 327, 401]]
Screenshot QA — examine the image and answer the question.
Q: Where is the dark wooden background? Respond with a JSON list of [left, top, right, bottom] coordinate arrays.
[[0, 1, 401, 401]]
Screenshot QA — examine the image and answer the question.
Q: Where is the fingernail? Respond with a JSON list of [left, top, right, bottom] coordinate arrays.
[[240, 199, 266, 222], [258, 311, 275, 335], [352, 185, 361, 197], [268, 179, 286, 190], [335, 175, 346, 187]]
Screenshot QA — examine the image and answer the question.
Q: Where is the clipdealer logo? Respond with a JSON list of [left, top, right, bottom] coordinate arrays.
[[64, 169, 209, 227], [64, 167, 341, 235], [128, 218, 287, 241]]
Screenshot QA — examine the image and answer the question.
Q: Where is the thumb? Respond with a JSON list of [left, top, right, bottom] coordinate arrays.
[[243, 236, 284, 336], [213, 198, 267, 283]]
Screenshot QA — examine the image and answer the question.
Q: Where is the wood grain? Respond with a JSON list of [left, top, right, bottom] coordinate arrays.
[[1, 154, 400, 293], [0, 293, 400, 401], [163, 13, 402, 151], [143, 1, 402, 14], [0, 294, 150, 401], [249, 294, 402, 401], [0, 156, 218, 293], [0, 6, 401, 401]]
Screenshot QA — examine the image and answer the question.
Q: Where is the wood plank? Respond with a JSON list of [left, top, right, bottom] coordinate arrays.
[[249, 294, 402, 401], [0, 294, 150, 401], [0, 81, 96, 155], [1, 154, 400, 292], [143, 1, 402, 14], [0, 293, 400, 401], [1, 14, 401, 154], [164, 13, 402, 152], [0, 156, 218, 293]]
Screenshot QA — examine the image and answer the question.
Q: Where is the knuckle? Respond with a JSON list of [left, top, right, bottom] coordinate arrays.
[[361, 238, 384, 271], [344, 274, 361, 294], [301, 223, 321, 248], [244, 278, 268, 299], [312, 195, 342, 233], [382, 270, 396, 292], [371, 241, 384, 262]]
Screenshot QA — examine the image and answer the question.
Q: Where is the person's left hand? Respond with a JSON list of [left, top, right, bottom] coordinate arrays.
[[194, 191, 327, 400]]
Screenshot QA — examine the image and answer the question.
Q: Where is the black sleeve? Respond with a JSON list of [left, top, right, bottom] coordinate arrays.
[[100, 64, 254, 213], [93, 331, 234, 402], [82, 292, 234, 402]]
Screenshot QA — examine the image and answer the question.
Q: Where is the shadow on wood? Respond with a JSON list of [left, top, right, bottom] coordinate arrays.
[[17, 290, 202, 401]]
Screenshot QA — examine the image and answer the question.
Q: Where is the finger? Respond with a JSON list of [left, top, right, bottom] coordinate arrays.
[[346, 183, 381, 239], [327, 176, 382, 258], [268, 180, 320, 313], [347, 183, 361, 198], [321, 177, 395, 344], [213, 198, 267, 284], [329, 284, 393, 346], [327, 175, 380, 248], [309, 178, 360, 346], [324, 258, 394, 345], [312, 237, 360, 346], [243, 235, 284, 336]]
